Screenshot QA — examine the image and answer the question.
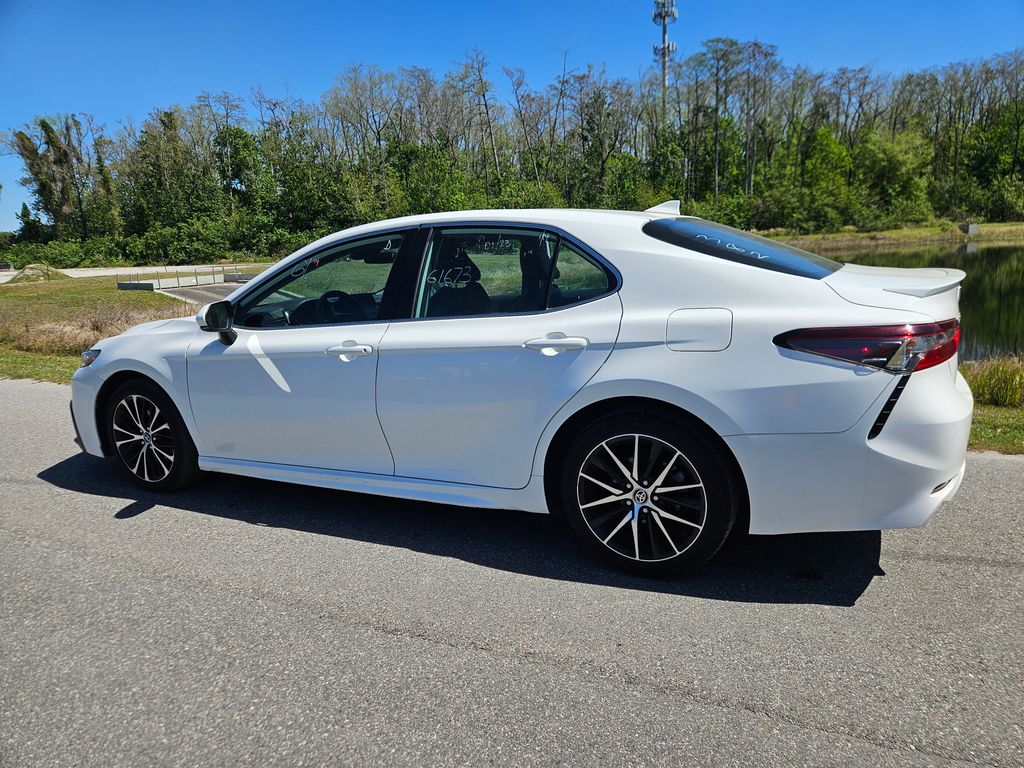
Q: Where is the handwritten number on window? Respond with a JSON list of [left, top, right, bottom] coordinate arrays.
[[426, 267, 472, 287]]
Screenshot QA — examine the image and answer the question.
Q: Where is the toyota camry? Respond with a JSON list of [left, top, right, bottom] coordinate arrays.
[[70, 202, 973, 575]]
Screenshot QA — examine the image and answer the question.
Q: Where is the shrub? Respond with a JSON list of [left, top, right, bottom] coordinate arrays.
[[3, 241, 82, 269], [2, 237, 125, 269], [687, 194, 753, 229], [986, 175, 1024, 221], [961, 356, 1024, 407]]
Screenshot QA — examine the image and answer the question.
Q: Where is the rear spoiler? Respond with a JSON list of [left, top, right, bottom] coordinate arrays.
[[882, 270, 966, 298], [823, 264, 966, 315]]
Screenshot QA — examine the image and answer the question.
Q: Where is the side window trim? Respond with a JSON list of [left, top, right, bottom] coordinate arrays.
[[385, 226, 432, 321], [545, 237, 615, 311], [230, 226, 418, 330], [406, 222, 620, 322]]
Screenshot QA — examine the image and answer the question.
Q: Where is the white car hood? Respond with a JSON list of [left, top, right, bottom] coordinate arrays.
[[119, 317, 196, 336]]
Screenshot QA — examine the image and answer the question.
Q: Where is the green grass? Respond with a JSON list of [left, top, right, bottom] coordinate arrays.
[[0, 347, 81, 383], [970, 406, 1024, 454], [0, 275, 185, 324]]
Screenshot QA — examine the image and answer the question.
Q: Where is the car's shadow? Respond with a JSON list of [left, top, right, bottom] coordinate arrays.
[[38, 454, 884, 607]]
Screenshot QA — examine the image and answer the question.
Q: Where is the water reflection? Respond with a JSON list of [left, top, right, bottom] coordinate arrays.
[[837, 244, 1024, 361]]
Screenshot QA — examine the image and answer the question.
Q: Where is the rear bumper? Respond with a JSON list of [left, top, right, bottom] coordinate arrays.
[[726, 365, 973, 535]]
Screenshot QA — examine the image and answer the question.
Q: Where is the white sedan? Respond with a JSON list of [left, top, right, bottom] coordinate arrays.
[[70, 203, 973, 575]]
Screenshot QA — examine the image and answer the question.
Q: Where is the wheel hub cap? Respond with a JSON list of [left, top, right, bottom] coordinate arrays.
[[112, 394, 175, 483], [576, 433, 707, 562]]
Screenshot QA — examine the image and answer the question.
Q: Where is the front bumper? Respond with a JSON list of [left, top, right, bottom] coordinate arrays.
[[69, 401, 85, 452], [725, 365, 973, 535], [71, 366, 106, 457]]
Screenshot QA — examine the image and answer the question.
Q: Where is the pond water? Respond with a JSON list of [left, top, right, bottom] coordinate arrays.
[[836, 243, 1024, 361]]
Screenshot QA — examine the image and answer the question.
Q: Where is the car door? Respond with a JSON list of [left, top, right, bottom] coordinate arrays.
[[375, 225, 623, 489], [186, 231, 412, 474]]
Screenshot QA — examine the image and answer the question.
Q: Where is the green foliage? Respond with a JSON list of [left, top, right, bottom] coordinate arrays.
[[962, 357, 1024, 407], [686, 194, 753, 228], [388, 143, 484, 214], [599, 153, 661, 211], [853, 131, 934, 229], [495, 179, 566, 209], [987, 175, 1024, 221], [15, 202, 49, 243], [2, 44, 1023, 266], [801, 127, 852, 232]]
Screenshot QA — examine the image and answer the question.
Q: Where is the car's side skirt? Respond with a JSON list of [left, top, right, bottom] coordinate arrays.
[[198, 455, 551, 514]]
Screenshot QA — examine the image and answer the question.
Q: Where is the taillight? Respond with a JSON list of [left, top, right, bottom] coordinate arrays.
[[774, 319, 960, 373]]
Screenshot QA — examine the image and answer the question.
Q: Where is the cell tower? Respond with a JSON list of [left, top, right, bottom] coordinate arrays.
[[652, 0, 678, 117]]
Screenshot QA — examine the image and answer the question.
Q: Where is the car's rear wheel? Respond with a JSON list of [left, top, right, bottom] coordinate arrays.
[[105, 379, 200, 492], [560, 413, 741, 576]]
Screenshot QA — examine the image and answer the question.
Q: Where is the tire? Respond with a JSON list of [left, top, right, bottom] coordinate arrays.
[[104, 378, 201, 492], [559, 412, 741, 576]]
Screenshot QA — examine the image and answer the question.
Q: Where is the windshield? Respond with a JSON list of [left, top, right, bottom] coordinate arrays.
[[641, 218, 842, 279]]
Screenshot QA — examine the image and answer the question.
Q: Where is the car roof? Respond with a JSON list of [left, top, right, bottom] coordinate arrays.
[[318, 208, 700, 245]]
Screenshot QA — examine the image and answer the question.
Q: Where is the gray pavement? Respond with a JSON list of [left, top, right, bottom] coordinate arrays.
[[0, 378, 1021, 767], [158, 283, 238, 305]]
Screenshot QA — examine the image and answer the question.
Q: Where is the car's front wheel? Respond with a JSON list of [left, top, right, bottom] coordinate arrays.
[[105, 379, 201, 491], [560, 413, 742, 576]]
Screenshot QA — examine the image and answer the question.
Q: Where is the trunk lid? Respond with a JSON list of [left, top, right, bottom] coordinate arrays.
[[823, 263, 965, 321]]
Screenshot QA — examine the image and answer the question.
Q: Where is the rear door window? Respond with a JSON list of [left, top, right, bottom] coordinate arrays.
[[641, 218, 841, 279], [412, 227, 617, 319], [548, 242, 611, 308]]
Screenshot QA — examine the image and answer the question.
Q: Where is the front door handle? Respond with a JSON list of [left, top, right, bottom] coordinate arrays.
[[326, 342, 373, 362], [523, 335, 589, 356]]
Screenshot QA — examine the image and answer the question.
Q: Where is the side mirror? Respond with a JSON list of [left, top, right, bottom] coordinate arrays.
[[197, 300, 237, 345]]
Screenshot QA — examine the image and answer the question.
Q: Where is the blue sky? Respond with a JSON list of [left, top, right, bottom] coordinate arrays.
[[1, 0, 1022, 231]]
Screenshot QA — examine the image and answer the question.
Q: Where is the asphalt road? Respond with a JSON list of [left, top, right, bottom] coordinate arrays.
[[159, 283, 238, 305], [1, 379, 1021, 767]]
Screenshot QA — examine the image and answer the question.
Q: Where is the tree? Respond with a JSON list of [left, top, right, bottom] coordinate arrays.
[[2, 41, 1023, 268], [15, 202, 48, 243]]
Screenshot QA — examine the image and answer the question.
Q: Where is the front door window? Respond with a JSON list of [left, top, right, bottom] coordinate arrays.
[[236, 233, 404, 328]]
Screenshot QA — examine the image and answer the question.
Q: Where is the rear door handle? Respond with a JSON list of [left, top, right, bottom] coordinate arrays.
[[523, 335, 589, 356], [326, 342, 373, 362]]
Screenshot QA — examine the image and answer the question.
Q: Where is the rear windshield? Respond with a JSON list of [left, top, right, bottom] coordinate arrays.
[[641, 218, 841, 279]]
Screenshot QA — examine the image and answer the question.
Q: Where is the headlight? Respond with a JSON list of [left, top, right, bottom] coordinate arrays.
[[80, 349, 101, 367]]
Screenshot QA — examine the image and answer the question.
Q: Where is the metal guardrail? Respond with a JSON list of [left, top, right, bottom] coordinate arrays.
[[116, 264, 262, 291]]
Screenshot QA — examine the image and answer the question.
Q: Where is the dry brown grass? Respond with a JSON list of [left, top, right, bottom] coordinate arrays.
[[8, 305, 196, 355], [0, 276, 195, 356]]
